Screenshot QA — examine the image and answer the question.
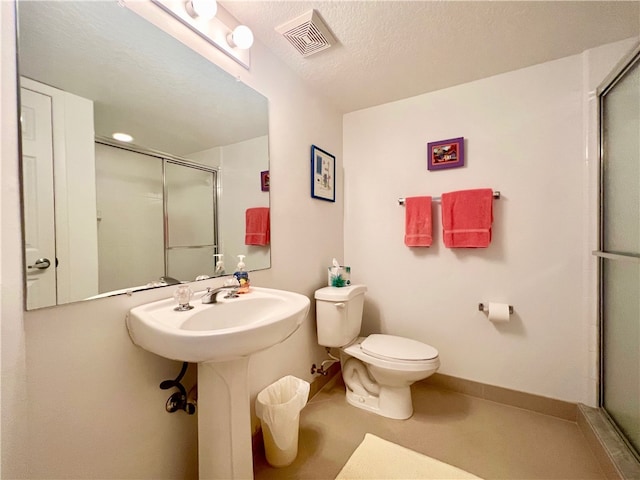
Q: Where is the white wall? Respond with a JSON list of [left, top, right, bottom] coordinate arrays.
[[1, 2, 342, 479], [344, 39, 637, 404]]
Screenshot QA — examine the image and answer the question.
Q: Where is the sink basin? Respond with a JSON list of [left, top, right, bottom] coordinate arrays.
[[127, 287, 310, 363]]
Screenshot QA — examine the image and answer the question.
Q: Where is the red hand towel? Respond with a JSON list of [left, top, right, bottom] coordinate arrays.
[[441, 189, 493, 248], [245, 207, 270, 246], [404, 196, 433, 247]]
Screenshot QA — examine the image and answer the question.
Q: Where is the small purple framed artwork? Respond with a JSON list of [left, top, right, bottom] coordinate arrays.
[[427, 137, 465, 171], [260, 170, 270, 191]]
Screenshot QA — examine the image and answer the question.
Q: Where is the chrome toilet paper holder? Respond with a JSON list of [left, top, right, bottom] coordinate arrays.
[[478, 303, 514, 315]]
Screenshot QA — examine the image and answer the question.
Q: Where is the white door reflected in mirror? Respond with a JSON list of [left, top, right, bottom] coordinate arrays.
[[21, 88, 56, 309]]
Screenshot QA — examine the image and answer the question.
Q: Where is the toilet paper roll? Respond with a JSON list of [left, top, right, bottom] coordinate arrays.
[[488, 302, 511, 322]]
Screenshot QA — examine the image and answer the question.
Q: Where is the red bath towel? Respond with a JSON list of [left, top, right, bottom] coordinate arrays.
[[441, 189, 493, 248], [404, 196, 433, 247], [245, 207, 270, 246]]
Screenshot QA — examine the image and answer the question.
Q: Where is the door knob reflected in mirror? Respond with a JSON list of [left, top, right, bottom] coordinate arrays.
[[28, 258, 51, 270]]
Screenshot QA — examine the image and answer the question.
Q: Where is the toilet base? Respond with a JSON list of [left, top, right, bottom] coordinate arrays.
[[345, 384, 413, 420]]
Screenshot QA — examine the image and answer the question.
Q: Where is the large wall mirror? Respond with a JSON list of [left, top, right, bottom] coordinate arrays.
[[16, 1, 271, 310]]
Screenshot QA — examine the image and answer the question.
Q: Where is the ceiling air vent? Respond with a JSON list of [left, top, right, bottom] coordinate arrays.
[[275, 10, 336, 57]]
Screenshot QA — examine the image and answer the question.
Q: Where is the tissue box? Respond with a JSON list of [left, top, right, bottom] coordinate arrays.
[[327, 266, 351, 287]]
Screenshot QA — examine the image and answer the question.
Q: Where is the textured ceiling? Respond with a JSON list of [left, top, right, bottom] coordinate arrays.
[[223, 1, 640, 113]]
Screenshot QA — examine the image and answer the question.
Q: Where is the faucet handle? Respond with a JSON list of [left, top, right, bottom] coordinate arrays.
[[173, 285, 194, 311]]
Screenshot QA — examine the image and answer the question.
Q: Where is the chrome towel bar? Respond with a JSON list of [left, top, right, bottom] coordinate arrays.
[[398, 191, 501, 205]]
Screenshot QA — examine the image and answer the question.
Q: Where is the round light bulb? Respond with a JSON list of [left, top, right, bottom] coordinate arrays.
[[112, 132, 133, 143], [228, 25, 254, 50], [188, 0, 217, 20]]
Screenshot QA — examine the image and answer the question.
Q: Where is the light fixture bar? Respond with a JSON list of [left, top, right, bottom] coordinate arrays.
[[151, 0, 251, 69]]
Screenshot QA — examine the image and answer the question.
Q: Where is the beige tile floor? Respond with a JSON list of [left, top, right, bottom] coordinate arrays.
[[253, 378, 605, 480]]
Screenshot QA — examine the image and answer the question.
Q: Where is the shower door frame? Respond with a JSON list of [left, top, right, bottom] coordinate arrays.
[[162, 158, 219, 279], [96, 138, 220, 281], [595, 42, 640, 462]]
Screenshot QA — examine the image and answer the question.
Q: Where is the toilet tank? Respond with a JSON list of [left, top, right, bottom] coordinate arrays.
[[314, 285, 367, 347]]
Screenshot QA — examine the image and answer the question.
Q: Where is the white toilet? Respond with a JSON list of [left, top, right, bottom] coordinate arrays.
[[314, 284, 440, 419]]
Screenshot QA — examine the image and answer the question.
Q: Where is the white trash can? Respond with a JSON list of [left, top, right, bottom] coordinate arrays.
[[256, 375, 310, 467]]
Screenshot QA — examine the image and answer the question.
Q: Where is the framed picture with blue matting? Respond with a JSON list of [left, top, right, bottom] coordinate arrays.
[[311, 145, 335, 202]]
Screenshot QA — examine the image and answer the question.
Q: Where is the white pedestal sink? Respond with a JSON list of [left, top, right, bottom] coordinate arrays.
[[126, 287, 310, 480]]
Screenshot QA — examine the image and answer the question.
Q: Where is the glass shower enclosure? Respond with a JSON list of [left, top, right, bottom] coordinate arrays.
[[95, 141, 219, 292], [598, 45, 640, 460]]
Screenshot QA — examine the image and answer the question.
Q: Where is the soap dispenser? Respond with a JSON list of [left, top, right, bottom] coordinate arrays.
[[213, 254, 225, 275], [233, 255, 250, 294]]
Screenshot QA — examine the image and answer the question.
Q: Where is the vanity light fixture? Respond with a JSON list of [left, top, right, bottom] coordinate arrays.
[[185, 0, 217, 20], [227, 25, 254, 50], [112, 132, 134, 143], [151, 0, 253, 69]]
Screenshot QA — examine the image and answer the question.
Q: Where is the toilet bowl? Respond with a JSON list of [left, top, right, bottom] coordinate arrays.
[[314, 285, 440, 420], [340, 335, 439, 419]]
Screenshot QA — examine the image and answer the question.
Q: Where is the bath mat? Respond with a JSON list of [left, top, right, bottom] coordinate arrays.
[[335, 433, 481, 479]]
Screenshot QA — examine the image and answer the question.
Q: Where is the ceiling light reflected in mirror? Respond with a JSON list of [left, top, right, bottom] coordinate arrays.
[[112, 132, 134, 143]]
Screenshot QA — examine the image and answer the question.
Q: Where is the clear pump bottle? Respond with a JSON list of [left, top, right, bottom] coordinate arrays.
[[213, 254, 225, 275]]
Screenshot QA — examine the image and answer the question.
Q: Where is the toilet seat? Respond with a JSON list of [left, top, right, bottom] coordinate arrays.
[[342, 336, 439, 372], [361, 334, 438, 361]]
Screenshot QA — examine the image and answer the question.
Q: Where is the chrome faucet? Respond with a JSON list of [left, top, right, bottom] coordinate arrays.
[[201, 286, 238, 304]]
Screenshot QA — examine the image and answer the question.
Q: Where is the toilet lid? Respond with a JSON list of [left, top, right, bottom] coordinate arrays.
[[360, 334, 438, 361]]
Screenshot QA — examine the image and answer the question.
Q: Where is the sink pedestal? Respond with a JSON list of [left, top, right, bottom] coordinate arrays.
[[198, 357, 253, 480]]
